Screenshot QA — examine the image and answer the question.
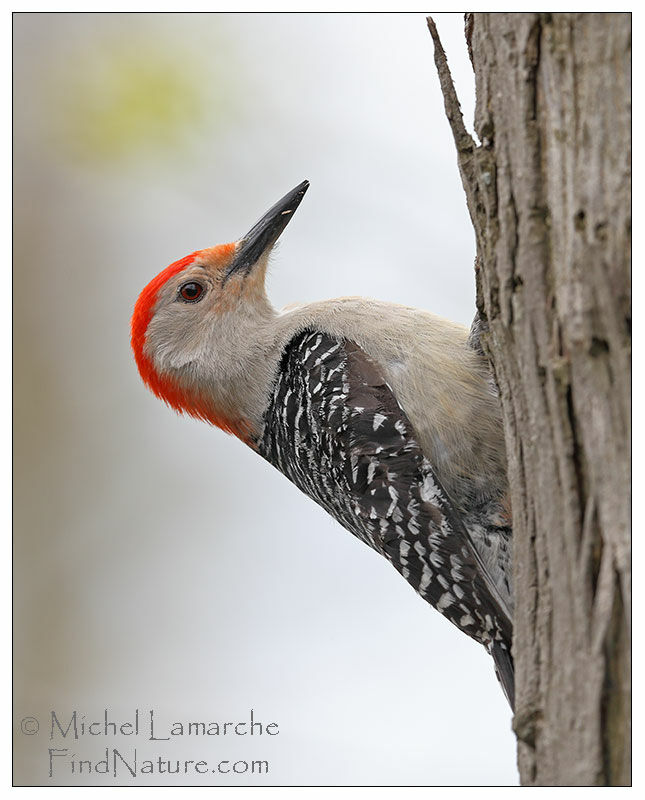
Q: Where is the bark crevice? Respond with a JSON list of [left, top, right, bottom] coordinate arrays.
[[428, 13, 631, 786]]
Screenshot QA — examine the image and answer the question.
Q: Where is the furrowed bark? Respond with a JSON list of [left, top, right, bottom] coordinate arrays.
[[428, 13, 631, 786]]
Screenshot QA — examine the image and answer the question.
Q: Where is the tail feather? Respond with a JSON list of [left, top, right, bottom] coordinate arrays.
[[491, 641, 515, 710]]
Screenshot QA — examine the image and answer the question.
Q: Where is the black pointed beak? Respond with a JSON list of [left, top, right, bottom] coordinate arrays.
[[226, 180, 309, 278]]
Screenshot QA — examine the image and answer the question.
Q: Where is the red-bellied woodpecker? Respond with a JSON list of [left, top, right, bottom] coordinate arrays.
[[131, 181, 514, 707]]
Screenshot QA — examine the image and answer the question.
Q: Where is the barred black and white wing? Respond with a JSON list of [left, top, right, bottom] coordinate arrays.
[[256, 329, 514, 707]]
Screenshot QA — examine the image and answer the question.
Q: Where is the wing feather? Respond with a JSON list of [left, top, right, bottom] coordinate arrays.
[[257, 330, 513, 703]]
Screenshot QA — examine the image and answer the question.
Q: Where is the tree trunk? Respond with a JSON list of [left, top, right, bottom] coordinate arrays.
[[428, 13, 631, 786]]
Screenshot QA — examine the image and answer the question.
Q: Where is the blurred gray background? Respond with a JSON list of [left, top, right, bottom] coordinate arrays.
[[14, 12, 517, 785]]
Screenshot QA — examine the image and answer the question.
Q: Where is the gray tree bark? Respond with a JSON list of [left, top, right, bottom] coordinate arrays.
[[428, 13, 631, 786]]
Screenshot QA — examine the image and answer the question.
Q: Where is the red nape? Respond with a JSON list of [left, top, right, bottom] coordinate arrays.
[[130, 251, 200, 399], [130, 246, 253, 442]]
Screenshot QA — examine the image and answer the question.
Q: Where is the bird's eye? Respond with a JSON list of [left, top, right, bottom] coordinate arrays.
[[179, 281, 204, 303]]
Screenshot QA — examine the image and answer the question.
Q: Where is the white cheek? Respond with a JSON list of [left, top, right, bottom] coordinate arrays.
[[159, 346, 196, 371], [147, 309, 211, 373], [149, 334, 195, 371]]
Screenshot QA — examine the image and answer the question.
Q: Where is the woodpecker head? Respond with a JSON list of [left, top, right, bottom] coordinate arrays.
[[131, 180, 309, 441]]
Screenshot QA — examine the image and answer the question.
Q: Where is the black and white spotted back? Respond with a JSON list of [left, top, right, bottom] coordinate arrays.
[[256, 329, 514, 706]]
